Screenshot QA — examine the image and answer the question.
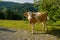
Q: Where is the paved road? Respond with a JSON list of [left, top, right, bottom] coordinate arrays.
[[0, 27, 58, 40]]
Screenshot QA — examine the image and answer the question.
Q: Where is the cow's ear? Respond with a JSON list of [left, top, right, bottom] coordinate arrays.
[[24, 12, 28, 17]]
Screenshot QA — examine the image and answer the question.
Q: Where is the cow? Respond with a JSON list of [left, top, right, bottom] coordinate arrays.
[[24, 12, 49, 34]]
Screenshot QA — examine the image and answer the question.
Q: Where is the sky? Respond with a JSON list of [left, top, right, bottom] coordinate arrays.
[[2, 0, 33, 3]]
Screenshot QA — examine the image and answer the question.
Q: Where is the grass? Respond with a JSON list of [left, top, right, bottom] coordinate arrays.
[[0, 20, 44, 31], [53, 21, 60, 25], [0, 20, 30, 30], [0, 20, 60, 31]]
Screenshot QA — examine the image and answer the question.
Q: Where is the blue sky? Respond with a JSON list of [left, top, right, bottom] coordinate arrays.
[[2, 0, 33, 3]]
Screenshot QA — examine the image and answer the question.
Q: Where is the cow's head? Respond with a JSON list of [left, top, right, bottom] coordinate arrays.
[[24, 12, 28, 17], [24, 12, 36, 21], [24, 12, 36, 17], [24, 12, 32, 20]]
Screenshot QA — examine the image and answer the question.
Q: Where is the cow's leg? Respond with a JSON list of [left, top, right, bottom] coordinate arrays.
[[41, 22, 45, 31], [45, 22, 48, 31], [31, 23, 34, 34]]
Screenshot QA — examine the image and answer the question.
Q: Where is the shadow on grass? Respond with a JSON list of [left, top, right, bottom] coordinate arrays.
[[0, 27, 16, 32], [47, 27, 60, 38]]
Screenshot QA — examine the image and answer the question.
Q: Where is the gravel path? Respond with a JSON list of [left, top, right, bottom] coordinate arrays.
[[0, 27, 58, 40]]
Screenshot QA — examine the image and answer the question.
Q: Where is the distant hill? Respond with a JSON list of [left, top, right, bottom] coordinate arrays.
[[0, 1, 37, 20], [0, 1, 36, 11]]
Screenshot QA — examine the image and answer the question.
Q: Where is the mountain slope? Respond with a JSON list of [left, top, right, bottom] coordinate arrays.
[[0, 1, 35, 11]]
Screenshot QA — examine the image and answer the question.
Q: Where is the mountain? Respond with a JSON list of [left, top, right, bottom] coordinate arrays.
[[0, 1, 35, 11]]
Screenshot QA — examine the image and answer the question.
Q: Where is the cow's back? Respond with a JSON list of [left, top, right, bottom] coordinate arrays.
[[36, 12, 48, 22]]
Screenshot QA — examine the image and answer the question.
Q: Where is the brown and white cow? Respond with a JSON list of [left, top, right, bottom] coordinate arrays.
[[24, 12, 49, 34]]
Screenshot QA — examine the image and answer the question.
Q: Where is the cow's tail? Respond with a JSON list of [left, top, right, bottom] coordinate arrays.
[[47, 16, 49, 20], [46, 12, 49, 20]]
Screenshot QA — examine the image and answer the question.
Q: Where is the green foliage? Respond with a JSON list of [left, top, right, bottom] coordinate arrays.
[[34, 0, 60, 22]]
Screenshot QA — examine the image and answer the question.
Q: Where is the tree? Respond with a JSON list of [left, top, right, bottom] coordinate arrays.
[[2, 8, 8, 19], [0, 10, 4, 19], [34, 0, 60, 21]]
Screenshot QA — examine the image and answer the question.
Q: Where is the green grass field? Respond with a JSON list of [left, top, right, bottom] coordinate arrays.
[[0, 20, 44, 31], [0, 20, 60, 31]]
